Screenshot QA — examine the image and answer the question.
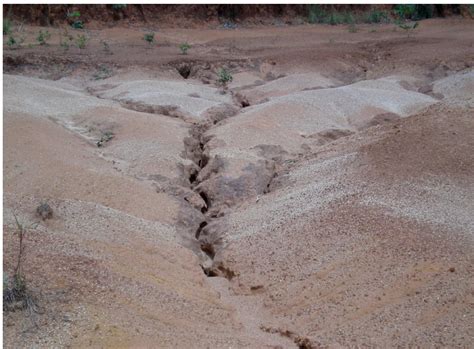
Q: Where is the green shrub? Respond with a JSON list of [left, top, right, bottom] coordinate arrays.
[[394, 4, 416, 19], [144, 32, 155, 45], [413, 5, 434, 19], [328, 13, 339, 25], [36, 30, 51, 45], [76, 34, 88, 49], [67, 10, 81, 18], [67, 10, 84, 29], [6, 35, 16, 47], [60, 29, 73, 50], [179, 42, 191, 55], [218, 68, 233, 87], [3, 272, 28, 311], [394, 5, 432, 20], [71, 20, 84, 29], [93, 65, 113, 81], [343, 12, 355, 24], [366, 10, 388, 23], [112, 4, 127, 10], [308, 8, 349, 25], [3, 18, 12, 35], [307, 4, 326, 24], [399, 21, 419, 36]]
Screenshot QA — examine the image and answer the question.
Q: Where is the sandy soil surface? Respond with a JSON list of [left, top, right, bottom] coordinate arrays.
[[3, 18, 474, 348]]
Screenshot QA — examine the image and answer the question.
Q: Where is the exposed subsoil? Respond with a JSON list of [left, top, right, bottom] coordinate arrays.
[[3, 17, 474, 348]]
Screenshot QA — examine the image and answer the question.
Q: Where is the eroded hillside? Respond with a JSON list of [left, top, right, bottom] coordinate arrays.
[[3, 17, 474, 348]]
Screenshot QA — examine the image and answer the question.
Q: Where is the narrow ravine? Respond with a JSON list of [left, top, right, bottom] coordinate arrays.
[[85, 71, 305, 347], [178, 87, 301, 348], [183, 114, 230, 276]]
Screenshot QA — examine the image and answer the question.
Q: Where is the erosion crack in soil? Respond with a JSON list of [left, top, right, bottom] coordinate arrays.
[[3, 14, 474, 349], [182, 100, 239, 277]]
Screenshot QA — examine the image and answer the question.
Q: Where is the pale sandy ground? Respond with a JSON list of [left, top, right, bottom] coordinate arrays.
[[3, 19, 474, 348]]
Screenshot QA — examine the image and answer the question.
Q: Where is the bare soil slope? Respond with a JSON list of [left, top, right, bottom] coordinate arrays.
[[3, 19, 474, 348]]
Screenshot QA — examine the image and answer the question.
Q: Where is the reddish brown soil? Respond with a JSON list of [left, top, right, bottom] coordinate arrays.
[[4, 18, 473, 84]]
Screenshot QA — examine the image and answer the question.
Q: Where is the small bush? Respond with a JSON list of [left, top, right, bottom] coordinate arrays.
[[67, 10, 81, 18], [343, 12, 355, 25], [399, 21, 419, 37], [93, 65, 113, 81], [7, 35, 25, 48], [179, 42, 191, 55], [3, 215, 38, 313], [394, 4, 416, 19], [3, 272, 28, 312], [325, 12, 356, 25], [413, 5, 434, 20], [3, 18, 12, 35], [6, 35, 16, 47], [36, 203, 53, 220], [36, 30, 51, 45], [71, 20, 84, 29], [307, 4, 326, 24], [394, 5, 433, 20], [76, 34, 88, 49], [328, 13, 339, 25], [112, 4, 127, 10], [218, 68, 233, 87], [60, 29, 73, 51], [96, 130, 114, 146], [67, 10, 84, 29], [144, 32, 155, 45], [5, 34, 23, 49], [366, 10, 389, 23]]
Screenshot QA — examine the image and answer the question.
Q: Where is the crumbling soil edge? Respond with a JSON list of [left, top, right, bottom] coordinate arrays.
[[260, 326, 318, 349], [183, 119, 228, 276]]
